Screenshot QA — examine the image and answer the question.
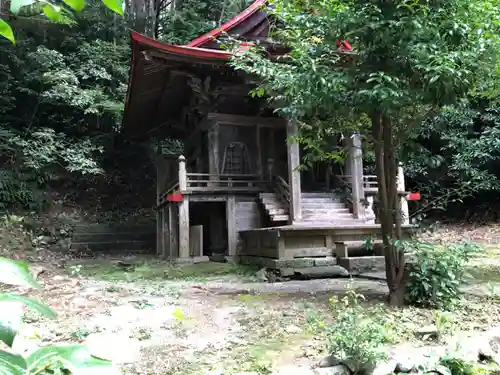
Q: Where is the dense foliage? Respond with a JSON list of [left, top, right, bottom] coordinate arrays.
[[0, 0, 499, 221], [231, 0, 498, 304], [406, 241, 482, 309], [0, 0, 250, 212], [0, 2, 129, 210]]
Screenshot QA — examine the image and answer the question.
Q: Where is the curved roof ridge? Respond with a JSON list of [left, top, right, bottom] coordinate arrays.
[[186, 0, 267, 47]]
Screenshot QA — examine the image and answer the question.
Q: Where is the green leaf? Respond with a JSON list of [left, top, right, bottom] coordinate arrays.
[[433, 365, 452, 375], [0, 350, 27, 375], [42, 4, 62, 22], [27, 345, 112, 373], [0, 258, 38, 288], [0, 294, 56, 319], [9, 0, 35, 14], [63, 0, 85, 12], [102, 0, 123, 15], [0, 20, 15, 45], [0, 302, 23, 347]]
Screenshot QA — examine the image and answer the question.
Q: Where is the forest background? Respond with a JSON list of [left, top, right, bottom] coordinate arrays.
[[0, 0, 499, 226]]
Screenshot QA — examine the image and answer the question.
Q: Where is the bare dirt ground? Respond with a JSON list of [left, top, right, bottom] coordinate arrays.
[[7, 224, 500, 375]]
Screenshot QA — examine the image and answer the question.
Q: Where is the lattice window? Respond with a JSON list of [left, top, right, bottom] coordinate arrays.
[[221, 142, 251, 174]]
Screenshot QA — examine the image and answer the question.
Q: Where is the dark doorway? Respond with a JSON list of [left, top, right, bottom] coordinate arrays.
[[190, 201, 227, 256]]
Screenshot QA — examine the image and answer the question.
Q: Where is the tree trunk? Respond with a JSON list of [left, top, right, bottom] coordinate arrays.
[[371, 113, 406, 306]]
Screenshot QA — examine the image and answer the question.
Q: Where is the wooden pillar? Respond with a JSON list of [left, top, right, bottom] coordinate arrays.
[[398, 163, 410, 225], [208, 124, 220, 185], [178, 155, 190, 258], [156, 160, 162, 255], [226, 196, 237, 257], [287, 120, 302, 224], [256, 125, 263, 178], [348, 133, 365, 220], [162, 206, 170, 258], [156, 208, 163, 255], [169, 205, 178, 258], [267, 158, 274, 183]]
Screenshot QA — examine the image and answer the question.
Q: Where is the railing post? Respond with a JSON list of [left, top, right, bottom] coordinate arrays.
[[326, 163, 332, 191], [348, 133, 365, 221], [267, 158, 274, 183], [178, 155, 190, 259], [397, 163, 410, 225], [287, 121, 302, 224], [178, 155, 187, 192]]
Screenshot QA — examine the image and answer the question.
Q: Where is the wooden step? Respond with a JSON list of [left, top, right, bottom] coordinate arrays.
[[268, 209, 288, 215], [259, 193, 280, 198], [302, 214, 356, 219], [301, 203, 346, 208], [301, 192, 336, 197], [301, 208, 350, 214], [271, 214, 289, 222], [261, 200, 284, 206], [301, 198, 343, 203]]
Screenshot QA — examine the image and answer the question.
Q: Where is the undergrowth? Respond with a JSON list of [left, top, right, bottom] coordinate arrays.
[[406, 241, 483, 309], [73, 260, 260, 282]]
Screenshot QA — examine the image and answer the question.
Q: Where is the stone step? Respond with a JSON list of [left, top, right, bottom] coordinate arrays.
[[72, 232, 155, 243], [71, 240, 153, 252], [72, 224, 154, 234]]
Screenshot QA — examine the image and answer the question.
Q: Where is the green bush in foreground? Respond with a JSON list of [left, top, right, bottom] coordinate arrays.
[[0, 257, 112, 375], [406, 242, 482, 309], [326, 285, 388, 374]]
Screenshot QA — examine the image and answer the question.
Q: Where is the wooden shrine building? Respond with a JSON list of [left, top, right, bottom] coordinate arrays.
[[123, 0, 414, 273]]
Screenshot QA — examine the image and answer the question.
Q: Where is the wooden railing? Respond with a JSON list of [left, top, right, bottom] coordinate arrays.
[[336, 175, 378, 193], [273, 174, 290, 204], [157, 181, 178, 208], [156, 155, 269, 208], [185, 173, 267, 192], [335, 166, 410, 224]]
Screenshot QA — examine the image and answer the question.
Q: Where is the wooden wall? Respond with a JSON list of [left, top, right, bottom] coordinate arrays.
[[234, 196, 262, 253]]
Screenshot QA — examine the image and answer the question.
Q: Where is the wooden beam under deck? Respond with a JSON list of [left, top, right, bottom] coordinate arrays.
[[239, 224, 416, 260]]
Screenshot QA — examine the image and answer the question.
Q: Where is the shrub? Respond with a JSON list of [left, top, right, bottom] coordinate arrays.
[[0, 257, 112, 374], [439, 354, 491, 375], [406, 241, 482, 309], [326, 284, 388, 374]]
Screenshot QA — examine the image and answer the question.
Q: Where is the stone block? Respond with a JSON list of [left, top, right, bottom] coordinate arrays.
[[338, 256, 385, 273], [293, 265, 349, 278], [283, 258, 315, 268], [171, 256, 210, 265], [314, 257, 337, 267]]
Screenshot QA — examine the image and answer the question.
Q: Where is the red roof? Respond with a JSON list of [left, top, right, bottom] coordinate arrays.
[[123, 0, 353, 138], [131, 32, 232, 61], [131, 0, 352, 62], [186, 0, 267, 48]]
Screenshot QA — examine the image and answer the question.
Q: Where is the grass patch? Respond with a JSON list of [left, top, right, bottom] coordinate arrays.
[[467, 245, 500, 283], [467, 264, 500, 283], [73, 260, 260, 282]]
